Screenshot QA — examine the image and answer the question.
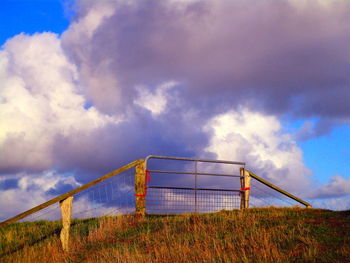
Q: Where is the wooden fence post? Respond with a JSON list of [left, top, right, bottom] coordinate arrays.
[[240, 168, 251, 209], [135, 160, 146, 217], [59, 196, 73, 252]]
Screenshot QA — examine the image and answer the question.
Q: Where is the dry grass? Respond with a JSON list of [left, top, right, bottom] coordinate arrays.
[[1, 208, 350, 263]]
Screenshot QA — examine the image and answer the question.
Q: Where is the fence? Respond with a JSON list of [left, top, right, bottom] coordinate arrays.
[[0, 159, 142, 255], [247, 169, 311, 208], [0, 155, 311, 254], [145, 155, 245, 214], [144, 156, 311, 214]]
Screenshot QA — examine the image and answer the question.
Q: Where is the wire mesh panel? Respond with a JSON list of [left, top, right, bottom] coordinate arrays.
[[145, 156, 245, 214], [72, 169, 135, 219], [0, 157, 311, 258], [19, 203, 61, 222], [147, 187, 241, 214], [249, 177, 303, 208], [0, 165, 136, 257], [13, 168, 136, 222]]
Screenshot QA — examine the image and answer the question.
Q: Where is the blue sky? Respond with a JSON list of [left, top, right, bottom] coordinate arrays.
[[0, 0, 349, 214], [0, 0, 70, 45], [301, 126, 350, 183], [0, 1, 348, 180], [282, 116, 350, 183]]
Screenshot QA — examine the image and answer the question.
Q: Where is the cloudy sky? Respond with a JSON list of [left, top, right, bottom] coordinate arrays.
[[0, 0, 349, 219]]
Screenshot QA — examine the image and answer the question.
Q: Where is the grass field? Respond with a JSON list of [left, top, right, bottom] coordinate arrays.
[[1, 208, 349, 263]]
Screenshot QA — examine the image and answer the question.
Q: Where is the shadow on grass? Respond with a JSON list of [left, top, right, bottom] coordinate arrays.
[[0, 218, 97, 259], [338, 210, 350, 216]]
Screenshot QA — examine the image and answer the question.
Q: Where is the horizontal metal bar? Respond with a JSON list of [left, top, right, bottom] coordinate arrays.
[[146, 202, 239, 205], [246, 169, 312, 208], [145, 155, 245, 166], [147, 206, 239, 210], [147, 201, 240, 205], [147, 170, 241, 178], [148, 186, 241, 192], [147, 207, 239, 210], [147, 206, 240, 210], [0, 159, 144, 228], [146, 203, 240, 207], [146, 202, 240, 206]]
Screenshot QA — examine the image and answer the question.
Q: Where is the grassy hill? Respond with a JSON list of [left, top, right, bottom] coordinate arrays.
[[1, 208, 349, 263]]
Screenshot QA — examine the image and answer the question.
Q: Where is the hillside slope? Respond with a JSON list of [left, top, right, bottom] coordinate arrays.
[[1, 208, 349, 263]]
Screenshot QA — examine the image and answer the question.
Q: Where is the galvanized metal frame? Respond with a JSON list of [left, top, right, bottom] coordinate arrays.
[[144, 156, 311, 210], [0, 156, 311, 226], [146, 188, 241, 213], [144, 155, 245, 213], [147, 186, 242, 192], [145, 155, 246, 168], [145, 155, 245, 178], [0, 155, 312, 252]]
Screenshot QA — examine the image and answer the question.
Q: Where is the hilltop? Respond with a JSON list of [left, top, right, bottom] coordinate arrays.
[[1, 208, 349, 263]]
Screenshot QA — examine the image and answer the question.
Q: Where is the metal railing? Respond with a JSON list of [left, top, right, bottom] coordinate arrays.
[[145, 155, 245, 214], [0, 155, 311, 255], [147, 187, 241, 213]]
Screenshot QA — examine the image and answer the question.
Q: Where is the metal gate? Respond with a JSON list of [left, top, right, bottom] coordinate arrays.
[[144, 156, 245, 214]]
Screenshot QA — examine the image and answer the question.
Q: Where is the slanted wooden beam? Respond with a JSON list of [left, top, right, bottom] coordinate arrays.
[[0, 159, 144, 228], [247, 169, 311, 208]]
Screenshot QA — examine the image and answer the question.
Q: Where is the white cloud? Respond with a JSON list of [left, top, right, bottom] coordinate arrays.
[[312, 195, 350, 211], [134, 81, 177, 116], [205, 108, 312, 193], [308, 175, 350, 199], [0, 33, 120, 172], [62, 2, 122, 113], [0, 171, 81, 220], [0, 0, 349, 214], [204, 109, 350, 210], [66, 1, 116, 40], [0, 168, 137, 220]]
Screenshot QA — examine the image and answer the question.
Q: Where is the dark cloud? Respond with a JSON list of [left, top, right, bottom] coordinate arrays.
[[53, 106, 211, 182], [294, 118, 338, 141], [55, 0, 350, 187], [0, 133, 53, 174], [64, 0, 350, 120], [1, 0, 349, 214]]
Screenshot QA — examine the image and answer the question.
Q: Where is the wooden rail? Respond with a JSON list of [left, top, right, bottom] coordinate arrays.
[[0, 157, 311, 253], [246, 169, 311, 208], [0, 159, 311, 227], [0, 159, 144, 228]]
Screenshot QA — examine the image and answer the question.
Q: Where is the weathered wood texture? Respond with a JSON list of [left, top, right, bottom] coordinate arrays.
[[59, 196, 73, 252], [0, 159, 144, 228], [244, 169, 251, 208], [240, 168, 251, 209], [135, 161, 146, 216]]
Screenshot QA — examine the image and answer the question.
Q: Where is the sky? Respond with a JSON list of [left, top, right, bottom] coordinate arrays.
[[0, 0, 349, 219]]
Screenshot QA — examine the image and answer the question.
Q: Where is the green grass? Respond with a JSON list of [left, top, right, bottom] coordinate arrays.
[[1, 208, 349, 262]]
